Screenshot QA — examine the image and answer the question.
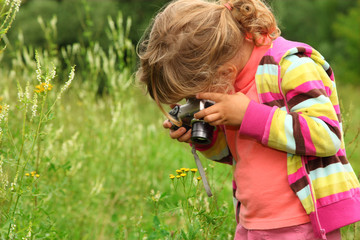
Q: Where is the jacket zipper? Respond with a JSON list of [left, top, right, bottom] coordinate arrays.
[[278, 65, 327, 239]]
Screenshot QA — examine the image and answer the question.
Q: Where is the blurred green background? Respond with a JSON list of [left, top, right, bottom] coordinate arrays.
[[4, 0, 360, 85]]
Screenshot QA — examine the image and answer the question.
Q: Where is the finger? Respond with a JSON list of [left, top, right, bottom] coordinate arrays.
[[177, 129, 192, 143], [203, 113, 222, 124], [196, 92, 224, 103], [194, 105, 218, 119], [163, 120, 172, 129], [169, 127, 187, 139], [207, 119, 225, 126]]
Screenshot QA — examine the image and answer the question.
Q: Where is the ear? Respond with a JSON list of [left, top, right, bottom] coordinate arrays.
[[217, 63, 238, 82]]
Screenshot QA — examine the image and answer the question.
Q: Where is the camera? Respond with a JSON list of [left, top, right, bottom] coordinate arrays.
[[168, 98, 215, 145]]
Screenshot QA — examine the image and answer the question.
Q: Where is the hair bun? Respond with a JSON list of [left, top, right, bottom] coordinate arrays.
[[225, 0, 280, 45]]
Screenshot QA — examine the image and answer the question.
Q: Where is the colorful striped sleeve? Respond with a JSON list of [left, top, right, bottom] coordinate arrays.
[[194, 126, 233, 164], [240, 54, 342, 157]]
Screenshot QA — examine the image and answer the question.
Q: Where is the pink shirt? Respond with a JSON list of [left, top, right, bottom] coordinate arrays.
[[225, 44, 310, 229]]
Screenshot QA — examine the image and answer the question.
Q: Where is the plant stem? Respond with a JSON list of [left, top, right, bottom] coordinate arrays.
[[6, 104, 27, 215], [7, 93, 47, 238]]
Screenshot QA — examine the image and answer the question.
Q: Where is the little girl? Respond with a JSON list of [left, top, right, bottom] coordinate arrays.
[[136, 0, 360, 239]]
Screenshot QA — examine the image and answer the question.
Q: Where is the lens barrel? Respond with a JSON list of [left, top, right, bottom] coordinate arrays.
[[191, 120, 214, 145]]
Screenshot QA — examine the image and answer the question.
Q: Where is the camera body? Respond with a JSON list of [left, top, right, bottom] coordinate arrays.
[[168, 98, 215, 145]]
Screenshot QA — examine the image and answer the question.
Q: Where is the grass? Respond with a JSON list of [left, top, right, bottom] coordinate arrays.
[[1, 77, 359, 239]]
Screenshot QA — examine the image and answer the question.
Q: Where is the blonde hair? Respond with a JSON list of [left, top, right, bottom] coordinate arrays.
[[137, 0, 280, 110]]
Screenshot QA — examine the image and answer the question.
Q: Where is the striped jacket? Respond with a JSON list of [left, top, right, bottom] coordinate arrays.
[[197, 37, 360, 239]]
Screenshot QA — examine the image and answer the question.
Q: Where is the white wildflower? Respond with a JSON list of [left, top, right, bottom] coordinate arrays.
[[10, 173, 18, 191], [22, 221, 32, 240], [149, 189, 161, 202], [17, 83, 23, 102], [15, 0, 21, 12], [0, 158, 8, 186], [44, 64, 56, 90], [24, 81, 30, 103], [0, 157, 9, 198], [0, 104, 10, 123], [10, 182, 16, 191], [50, 64, 56, 80], [31, 93, 38, 120], [9, 223, 16, 239], [35, 51, 42, 84], [57, 65, 75, 100]]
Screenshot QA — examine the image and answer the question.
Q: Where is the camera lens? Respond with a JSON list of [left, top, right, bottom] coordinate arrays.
[[191, 120, 214, 145]]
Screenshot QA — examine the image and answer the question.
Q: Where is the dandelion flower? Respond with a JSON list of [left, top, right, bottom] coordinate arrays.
[[197, 176, 202, 181], [176, 175, 181, 179], [180, 173, 186, 177], [35, 174, 40, 178], [176, 169, 182, 174], [191, 168, 198, 173], [169, 174, 175, 179], [180, 168, 187, 171], [25, 173, 30, 177]]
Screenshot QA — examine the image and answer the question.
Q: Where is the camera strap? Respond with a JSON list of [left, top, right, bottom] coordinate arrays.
[[192, 145, 213, 197]]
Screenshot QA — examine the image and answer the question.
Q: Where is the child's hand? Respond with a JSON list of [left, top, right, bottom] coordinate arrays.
[[163, 119, 192, 143], [194, 92, 251, 126]]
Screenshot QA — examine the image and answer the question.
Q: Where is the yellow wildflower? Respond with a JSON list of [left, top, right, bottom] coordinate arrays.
[[169, 174, 175, 179], [0, 105, 2, 113], [191, 168, 198, 173], [36, 174, 40, 178], [176, 175, 181, 179], [25, 173, 30, 177], [31, 171, 36, 177], [184, 168, 190, 172], [197, 176, 202, 181], [176, 169, 182, 174], [35, 83, 53, 93], [180, 173, 186, 177], [180, 168, 187, 171]]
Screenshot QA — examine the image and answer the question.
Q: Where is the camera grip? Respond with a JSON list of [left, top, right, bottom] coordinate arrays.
[[169, 120, 191, 131]]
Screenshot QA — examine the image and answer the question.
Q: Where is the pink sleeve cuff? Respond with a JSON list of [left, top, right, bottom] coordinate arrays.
[[239, 100, 275, 143]]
